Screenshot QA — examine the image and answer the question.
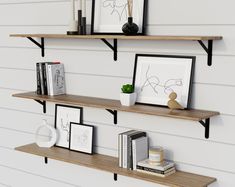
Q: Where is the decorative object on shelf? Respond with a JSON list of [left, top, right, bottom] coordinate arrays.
[[148, 146, 164, 165], [81, 0, 87, 35], [55, 104, 83, 149], [120, 84, 137, 106], [69, 122, 94, 154], [77, 0, 83, 34], [67, 0, 78, 35], [167, 92, 184, 111], [137, 159, 175, 177], [91, 0, 147, 34], [122, 0, 139, 35], [35, 119, 57, 148], [133, 54, 195, 108]]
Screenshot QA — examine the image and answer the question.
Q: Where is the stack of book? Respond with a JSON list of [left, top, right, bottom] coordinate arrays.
[[36, 62, 66, 96], [118, 130, 148, 170], [137, 159, 175, 177]]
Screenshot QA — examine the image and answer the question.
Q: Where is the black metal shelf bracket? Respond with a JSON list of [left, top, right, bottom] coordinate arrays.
[[101, 39, 118, 61], [106, 109, 118, 124], [44, 157, 48, 164], [34, 99, 46, 113], [198, 40, 213, 66], [199, 118, 210, 139], [114, 173, 117, 181], [27, 37, 45, 57]]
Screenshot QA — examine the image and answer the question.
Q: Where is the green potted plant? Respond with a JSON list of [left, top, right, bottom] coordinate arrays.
[[120, 84, 137, 106]]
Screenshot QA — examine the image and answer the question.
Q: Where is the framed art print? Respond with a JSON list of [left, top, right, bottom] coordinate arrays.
[[55, 104, 83, 149], [91, 0, 147, 34], [133, 54, 195, 108], [69, 122, 94, 154]]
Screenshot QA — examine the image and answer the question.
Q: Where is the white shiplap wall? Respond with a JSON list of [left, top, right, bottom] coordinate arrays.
[[0, 0, 234, 186]]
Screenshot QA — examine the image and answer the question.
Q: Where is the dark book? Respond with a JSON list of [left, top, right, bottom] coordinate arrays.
[[36, 63, 41, 95], [42, 63, 48, 95], [128, 131, 146, 169], [136, 165, 175, 174]]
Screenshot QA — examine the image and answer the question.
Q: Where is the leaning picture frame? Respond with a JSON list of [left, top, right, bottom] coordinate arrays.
[[54, 104, 83, 149], [91, 0, 148, 35], [132, 54, 195, 108], [69, 122, 94, 154]]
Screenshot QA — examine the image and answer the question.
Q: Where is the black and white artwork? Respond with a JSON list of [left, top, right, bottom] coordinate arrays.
[[91, 0, 147, 34], [55, 104, 83, 149], [133, 54, 195, 108], [69, 123, 94, 154]]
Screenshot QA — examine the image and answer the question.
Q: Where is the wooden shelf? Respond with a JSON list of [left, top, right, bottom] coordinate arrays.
[[12, 92, 219, 122], [10, 34, 222, 41], [10, 33, 222, 66], [15, 143, 216, 187]]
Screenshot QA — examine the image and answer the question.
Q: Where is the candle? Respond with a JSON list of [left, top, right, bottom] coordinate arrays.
[[71, 0, 75, 20], [77, 0, 82, 10], [82, 0, 86, 17]]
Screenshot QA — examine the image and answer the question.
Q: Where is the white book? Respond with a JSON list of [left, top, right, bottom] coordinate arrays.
[[132, 136, 148, 170], [47, 64, 66, 96], [137, 159, 175, 171], [122, 130, 137, 168]]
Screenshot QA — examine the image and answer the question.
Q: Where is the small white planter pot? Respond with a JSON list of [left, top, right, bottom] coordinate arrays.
[[120, 92, 137, 106]]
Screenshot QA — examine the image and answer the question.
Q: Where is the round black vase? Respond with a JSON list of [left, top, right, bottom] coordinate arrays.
[[122, 17, 139, 35]]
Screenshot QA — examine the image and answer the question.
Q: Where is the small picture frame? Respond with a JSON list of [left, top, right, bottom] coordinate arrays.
[[91, 0, 148, 35], [69, 122, 94, 154], [55, 104, 83, 149], [133, 54, 195, 108]]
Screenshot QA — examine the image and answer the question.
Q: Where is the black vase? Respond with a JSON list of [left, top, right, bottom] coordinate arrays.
[[122, 17, 139, 35]]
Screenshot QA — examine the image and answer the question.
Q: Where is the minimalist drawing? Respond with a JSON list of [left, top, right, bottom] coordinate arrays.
[[70, 123, 94, 154], [140, 65, 183, 96], [60, 114, 70, 142], [133, 54, 195, 108], [102, 0, 128, 21], [55, 104, 83, 149]]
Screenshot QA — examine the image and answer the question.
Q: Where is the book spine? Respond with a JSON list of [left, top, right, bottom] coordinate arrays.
[[45, 64, 51, 95], [137, 168, 175, 177], [123, 134, 128, 168], [47, 65, 54, 96], [36, 63, 41, 95], [42, 63, 48, 95], [132, 140, 137, 170], [118, 133, 123, 168], [137, 165, 175, 174], [38, 63, 45, 95]]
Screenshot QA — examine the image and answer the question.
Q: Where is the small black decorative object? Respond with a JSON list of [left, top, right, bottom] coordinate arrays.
[[122, 0, 139, 35], [122, 17, 139, 35]]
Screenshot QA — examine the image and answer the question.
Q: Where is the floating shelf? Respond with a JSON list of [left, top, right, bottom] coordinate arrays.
[[10, 34, 223, 66], [12, 92, 220, 138], [15, 143, 216, 187]]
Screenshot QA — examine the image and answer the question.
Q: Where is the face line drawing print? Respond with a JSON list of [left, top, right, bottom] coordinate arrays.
[[60, 114, 70, 142], [140, 65, 183, 96], [102, 0, 128, 21]]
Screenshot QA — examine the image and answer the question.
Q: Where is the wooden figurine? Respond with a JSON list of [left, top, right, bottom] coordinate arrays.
[[167, 92, 184, 111]]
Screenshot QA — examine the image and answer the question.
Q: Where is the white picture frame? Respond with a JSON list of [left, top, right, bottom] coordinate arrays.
[[69, 122, 94, 154], [133, 54, 195, 108], [91, 0, 147, 34], [55, 104, 83, 149]]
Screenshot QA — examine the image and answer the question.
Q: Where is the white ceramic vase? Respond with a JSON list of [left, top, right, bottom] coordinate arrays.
[[120, 92, 137, 106]]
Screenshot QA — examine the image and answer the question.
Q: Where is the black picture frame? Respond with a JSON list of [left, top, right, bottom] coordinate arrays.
[[54, 104, 83, 149], [132, 54, 195, 109], [91, 0, 148, 35], [69, 122, 94, 155]]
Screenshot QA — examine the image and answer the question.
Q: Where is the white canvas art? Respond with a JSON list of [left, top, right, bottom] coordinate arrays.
[[92, 0, 145, 33], [134, 55, 195, 108], [55, 105, 82, 148], [70, 123, 94, 154]]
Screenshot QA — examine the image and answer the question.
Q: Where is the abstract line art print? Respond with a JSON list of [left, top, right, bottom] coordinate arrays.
[[55, 104, 83, 149], [102, 0, 128, 22], [70, 123, 94, 154], [133, 54, 195, 108], [91, 0, 146, 34]]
